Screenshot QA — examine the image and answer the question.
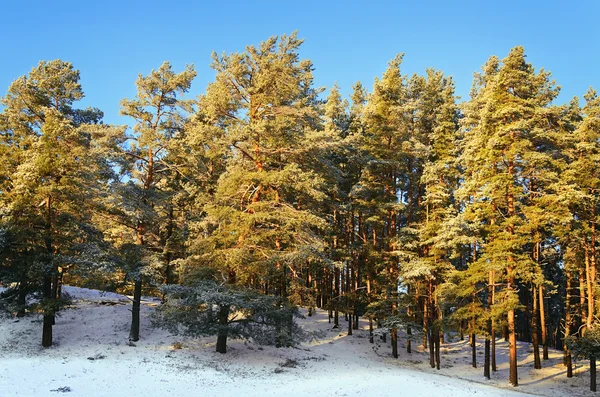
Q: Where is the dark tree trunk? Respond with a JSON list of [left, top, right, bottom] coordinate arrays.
[[434, 330, 440, 370], [579, 267, 587, 334], [16, 282, 27, 318], [484, 336, 490, 379], [423, 296, 428, 349], [380, 320, 387, 343], [42, 273, 53, 347], [129, 279, 142, 341], [216, 305, 230, 354], [471, 332, 477, 368], [42, 197, 54, 348], [347, 309, 353, 336], [429, 328, 435, 368], [334, 267, 339, 328], [407, 321, 412, 353], [490, 270, 497, 372], [592, 357, 597, 392], [391, 327, 398, 358], [406, 284, 412, 353], [539, 287, 548, 360], [532, 284, 541, 369], [565, 269, 573, 378]]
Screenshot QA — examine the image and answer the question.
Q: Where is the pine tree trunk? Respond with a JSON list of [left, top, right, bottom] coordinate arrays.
[[391, 292, 398, 358], [216, 305, 230, 354], [508, 307, 518, 386], [56, 267, 63, 299], [334, 267, 340, 328], [586, 247, 595, 329], [391, 327, 398, 358], [42, 197, 54, 348], [484, 336, 491, 379], [532, 284, 541, 369], [42, 273, 53, 347], [163, 204, 174, 285], [435, 329, 441, 370], [429, 328, 435, 368], [565, 269, 573, 378], [129, 278, 142, 342], [506, 174, 518, 386], [347, 309, 353, 336], [130, 220, 145, 339], [592, 357, 597, 392], [16, 280, 26, 318], [367, 278, 373, 343], [423, 296, 428, 349], [485, 273, 493, 378], [580, 267, 587, 334], [406, 284, 412, 353], [471, 331, 477, 368], [539, 284, 548, 361], [491, 270, 497, 372]]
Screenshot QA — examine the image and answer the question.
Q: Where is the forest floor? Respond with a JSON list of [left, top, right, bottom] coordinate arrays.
[[0, 287, 595, 397]]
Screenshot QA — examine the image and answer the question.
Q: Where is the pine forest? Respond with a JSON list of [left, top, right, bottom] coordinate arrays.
[[2, 31, 600, 396]]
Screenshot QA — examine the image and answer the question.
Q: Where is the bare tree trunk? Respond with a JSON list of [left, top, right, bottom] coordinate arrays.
[[216, 305, 230, 354], [16, 279, 27, 318], [334, 267, 340, 328], [471, 330, 477, 368], [508, 306, 518, 386], [42, 197, 54, 348], [164, 205, 174, 285], [532, 284, 541, 369], [491, 270, 497, 372], [484, 335, 491, 379], [423, 294, 428, 349], [539, 284, 548, 361], [435, 329, 441, 370], [129, 223, 145, 342], [592, 357, 597, 392], [506, 166, 518, 386], [429, 328, 435, 368], [41, 274, 53, 347], [565, 269, 573, 378], [129, 279, 142, 342], [391, 294, 398, 358], [367, 278, 373, 343], [406, 284, 412, 353]]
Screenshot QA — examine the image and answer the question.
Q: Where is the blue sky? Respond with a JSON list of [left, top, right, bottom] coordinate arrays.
[[1, 0, 598, 125]]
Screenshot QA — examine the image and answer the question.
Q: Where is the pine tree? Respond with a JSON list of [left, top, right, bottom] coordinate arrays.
[[356, 54, 410, 357], [562, 88, 600, 391], [182, 34, 332, 347], [118, 61, 196, 341], [402, 69, 460, 370], [459, 47, 563, 386], [0, 60, 119, 346]]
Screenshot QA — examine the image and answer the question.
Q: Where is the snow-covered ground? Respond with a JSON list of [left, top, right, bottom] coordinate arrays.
[[0, 287, 594, 397]]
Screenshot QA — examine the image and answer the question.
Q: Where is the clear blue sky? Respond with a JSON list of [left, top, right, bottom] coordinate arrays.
[[1, 0, 598, 125]]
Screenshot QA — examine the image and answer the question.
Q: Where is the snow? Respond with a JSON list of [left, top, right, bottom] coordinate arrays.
[[0, 287, 594, 397]]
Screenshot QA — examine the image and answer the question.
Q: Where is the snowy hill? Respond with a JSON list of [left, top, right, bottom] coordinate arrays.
[[0, 287, 593, 396]]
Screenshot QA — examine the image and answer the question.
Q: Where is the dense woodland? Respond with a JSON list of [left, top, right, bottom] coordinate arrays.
[[1, 33, 600, 390]]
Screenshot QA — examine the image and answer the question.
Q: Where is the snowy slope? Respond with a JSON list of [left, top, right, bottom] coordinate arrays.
[[0, 287, 593, 397]]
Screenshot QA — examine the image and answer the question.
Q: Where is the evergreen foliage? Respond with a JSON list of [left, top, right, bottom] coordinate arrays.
[[1, 34, 599, 391]]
